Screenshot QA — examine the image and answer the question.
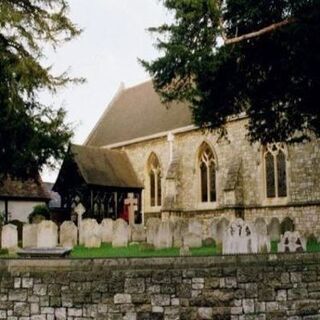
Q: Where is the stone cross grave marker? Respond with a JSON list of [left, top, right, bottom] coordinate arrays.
[[124, 193, 138, 225], [74, 203, 86, 245]]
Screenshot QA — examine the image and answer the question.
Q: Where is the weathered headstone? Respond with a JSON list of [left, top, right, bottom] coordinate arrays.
[[183, 232, 202, 248], [278, 231, 306, 253], [1, 224, 18, 252], [60, 221, 78, 248], [37, 221, 58, 248], [130, 224, 146, 242], [22, 224, 38, 248], [216, 218, 230, 244], [267, 217, 281, 241], [112, 219, 129, 247], [100, 219, 114, 243], [81, 219, 101, 248], [124, 193, 138, 225], [254, 218, 271, 252], [188, 219, 203, 239], [280, 217, 295, 234], [154, 220, 174, 249], [180, 245, 191, 257], [146, 218, 161, 245], [223, 218, 258, 254], [74, 203, 86, 245], [173, 219, 188, 247]]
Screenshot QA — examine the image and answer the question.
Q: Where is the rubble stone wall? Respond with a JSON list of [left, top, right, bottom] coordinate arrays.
[[1, 254, 320, 319]]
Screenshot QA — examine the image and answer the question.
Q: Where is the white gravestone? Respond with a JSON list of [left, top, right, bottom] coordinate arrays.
[[183, 232, 202, 248], [254, 218, 271, 252], [100, 219, 114, 243], [278, 231, 306, 253], [74, 203, 86, 245], [154, 220, 174, 249], [60, 221, 78, 248], [81, 219, 101, 248], [173, 219, 188, 247], [130, 224, 146, 242], [146, 218, 161, 245], [124, 193, 138, 225], [22, 224, 38, 248], [112, 219, 129, 247], [37, 221, 58, 248], [223, 219, 258, 254], [1, 224, 18, 251]]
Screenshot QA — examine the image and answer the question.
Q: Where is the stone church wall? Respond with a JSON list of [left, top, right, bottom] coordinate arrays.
[[116, 117, 320, 233]]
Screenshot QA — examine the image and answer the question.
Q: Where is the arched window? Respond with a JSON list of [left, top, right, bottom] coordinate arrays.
[[198, 142, 216, 203], [148, 153, 162, 207], [264, 143, 287, 198]]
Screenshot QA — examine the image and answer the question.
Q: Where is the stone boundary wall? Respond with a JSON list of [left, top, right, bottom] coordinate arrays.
[[1, 254, 320, 319]]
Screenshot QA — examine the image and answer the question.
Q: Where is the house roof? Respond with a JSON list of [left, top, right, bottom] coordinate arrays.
[[0, 175, 51, 201], [85, 80, 193, 147], [65, 144, 143, 189]]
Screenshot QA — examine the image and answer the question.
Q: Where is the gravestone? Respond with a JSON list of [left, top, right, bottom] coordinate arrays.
[[1, 224, 18, 252], [81, 219, 101, 248], [180, 245, 191, 257], [146, 218, 161, 245], [280, 217, 295, 234], [188, 219, 203, 239], [22, 224, 38, 248], [112, 219, 129, 247], [209, 219, 219, 241], [278, 231, 306, 253], [216, 218, 230, 244], [100, 219, 113, 243], [154, 220, 174, 249], [267, 217, 281, 242], [37, 221, 58, 248], [254, 218, 271, 252], [130, 224, 146, 242], [223, 218, 258, 254], [74, 203, 86, 245], [183, 232, 202, 248], [173, 219, 188, 247], [60, 221, 78, 248], [124, 193, 138, 225]]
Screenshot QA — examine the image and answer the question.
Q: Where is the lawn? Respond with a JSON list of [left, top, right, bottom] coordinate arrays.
[[71, 243, 218, 258]]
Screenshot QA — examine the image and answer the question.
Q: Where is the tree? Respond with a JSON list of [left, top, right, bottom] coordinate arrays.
[[141, 0, 320, 143], [0, 0, 83, 179]]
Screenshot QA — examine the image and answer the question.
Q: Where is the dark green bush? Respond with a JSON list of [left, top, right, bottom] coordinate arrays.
[[28, 205, 50, 224]]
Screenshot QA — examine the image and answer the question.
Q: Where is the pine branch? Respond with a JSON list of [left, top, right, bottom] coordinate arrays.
[[224, 17, 296, 45]]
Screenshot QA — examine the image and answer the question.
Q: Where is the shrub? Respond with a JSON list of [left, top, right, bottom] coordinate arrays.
[[0, 248, 9, 256], [28, 205, 50, 224]]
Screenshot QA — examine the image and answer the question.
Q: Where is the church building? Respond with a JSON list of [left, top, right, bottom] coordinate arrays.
[[55, 80, 320, 234]]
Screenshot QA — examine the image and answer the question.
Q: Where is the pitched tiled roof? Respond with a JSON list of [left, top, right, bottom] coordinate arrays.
[[0, 175, 51, 200], [86, 80, 193, 147], [66, 144, 143, 189]]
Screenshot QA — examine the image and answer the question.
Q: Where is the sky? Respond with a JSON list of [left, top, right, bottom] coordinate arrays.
[[41, 0, 171, 182]]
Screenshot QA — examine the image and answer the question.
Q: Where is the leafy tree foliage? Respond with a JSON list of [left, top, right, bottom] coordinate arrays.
[[0, 0, 82, 178], [141, 0, 320, 143]]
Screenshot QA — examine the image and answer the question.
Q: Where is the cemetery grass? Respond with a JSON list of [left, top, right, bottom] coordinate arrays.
[[71, 243, 217, 258]]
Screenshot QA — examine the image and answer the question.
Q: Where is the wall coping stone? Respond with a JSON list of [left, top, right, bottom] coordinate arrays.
[[0, 252, 320, 273]]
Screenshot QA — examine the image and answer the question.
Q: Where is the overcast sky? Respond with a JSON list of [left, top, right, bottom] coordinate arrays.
[[41, 0, 171, 181]]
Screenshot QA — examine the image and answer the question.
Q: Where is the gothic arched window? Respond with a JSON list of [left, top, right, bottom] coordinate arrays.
[[264, 143, 287, 198], [148, 153, 162, 207], [198, 143, 216, 203]]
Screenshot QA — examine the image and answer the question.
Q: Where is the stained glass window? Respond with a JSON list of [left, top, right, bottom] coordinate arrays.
[[264, 144, 287, 199], [148, 153, 162, 207], [199, 142, 216, 203]]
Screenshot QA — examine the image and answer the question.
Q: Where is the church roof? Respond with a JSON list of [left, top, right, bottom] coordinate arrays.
[[66, 144, 143, 189], [85, 80, 193, 147], [0, 175, 51, 201]]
